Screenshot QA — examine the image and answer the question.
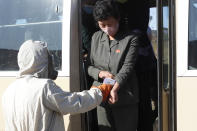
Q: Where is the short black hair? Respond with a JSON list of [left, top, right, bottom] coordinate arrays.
[[93, 0, 120, 22]]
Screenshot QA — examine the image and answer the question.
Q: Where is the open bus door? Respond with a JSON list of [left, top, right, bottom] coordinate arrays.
[[80, 0, 177, 131], [157, 0, 176, 131]]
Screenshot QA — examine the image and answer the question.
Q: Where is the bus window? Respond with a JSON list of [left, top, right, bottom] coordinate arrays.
[[188, 0, 197, 70], [0, 0, 63, 72]]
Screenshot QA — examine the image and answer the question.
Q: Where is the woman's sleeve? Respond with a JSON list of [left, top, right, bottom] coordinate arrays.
[[87, 33, 101, 81], [43, 80, 103, 115], [114, 35, 139, 86]]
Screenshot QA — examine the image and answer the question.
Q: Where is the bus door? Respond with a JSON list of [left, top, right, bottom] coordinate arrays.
[[157, 0, 176, 131]]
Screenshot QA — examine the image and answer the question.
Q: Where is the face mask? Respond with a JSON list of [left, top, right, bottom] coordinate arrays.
[[48, 53, 58, 80], [101, 23, 119, 37]]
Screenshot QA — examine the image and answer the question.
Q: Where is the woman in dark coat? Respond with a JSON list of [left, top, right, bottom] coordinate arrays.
[[88, 0, 140, 131]]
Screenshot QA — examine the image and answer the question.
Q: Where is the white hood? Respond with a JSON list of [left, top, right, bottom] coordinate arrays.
[[17, 40, 49, 78]]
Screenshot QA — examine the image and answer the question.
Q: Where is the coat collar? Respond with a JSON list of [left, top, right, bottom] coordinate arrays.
[[100, 31, 122, 48], [100, 32, 109, 42]]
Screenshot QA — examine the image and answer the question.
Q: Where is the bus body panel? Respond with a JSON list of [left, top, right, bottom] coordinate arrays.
[[0, 0, 82, 130], [177, 77, 197, 131], [176, 0, 197, 130]]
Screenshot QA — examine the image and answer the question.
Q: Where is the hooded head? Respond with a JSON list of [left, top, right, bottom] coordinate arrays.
[[17, 40, 58, 80]]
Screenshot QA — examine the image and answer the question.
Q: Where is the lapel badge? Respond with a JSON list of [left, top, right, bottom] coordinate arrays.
[[116, 49, 120, 53]]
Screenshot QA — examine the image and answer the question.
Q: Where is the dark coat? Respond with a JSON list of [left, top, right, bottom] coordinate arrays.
[[88, 30, 140, 106], [118, 0, 150, 32]]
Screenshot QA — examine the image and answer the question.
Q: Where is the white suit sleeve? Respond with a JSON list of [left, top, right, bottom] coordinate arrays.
[[43, 80, 102, 115]]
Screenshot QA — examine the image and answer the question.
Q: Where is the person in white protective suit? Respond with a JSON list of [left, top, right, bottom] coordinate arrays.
[[2, 40, 112, 131]]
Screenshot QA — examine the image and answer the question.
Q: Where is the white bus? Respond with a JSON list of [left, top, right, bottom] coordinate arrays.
[[0, 0, 197, 131]]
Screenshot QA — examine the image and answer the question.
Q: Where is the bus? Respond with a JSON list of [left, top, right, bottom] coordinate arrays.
[[0, 0, 196, 131]]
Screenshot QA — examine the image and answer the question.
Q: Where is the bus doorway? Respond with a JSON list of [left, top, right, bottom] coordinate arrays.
[[80, 0, 159, 131]]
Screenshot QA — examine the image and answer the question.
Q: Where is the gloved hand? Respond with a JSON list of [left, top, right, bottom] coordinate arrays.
[[91, 84, 113, 102]]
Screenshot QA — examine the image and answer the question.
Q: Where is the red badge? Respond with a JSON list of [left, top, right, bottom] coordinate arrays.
[[116, 49, 120, 53]]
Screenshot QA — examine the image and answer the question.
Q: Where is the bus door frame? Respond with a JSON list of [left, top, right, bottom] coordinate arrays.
[[157, 0, 176, 131]]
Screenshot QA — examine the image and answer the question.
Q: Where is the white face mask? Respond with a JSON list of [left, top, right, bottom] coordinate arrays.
[[101, 23, 119, 37]]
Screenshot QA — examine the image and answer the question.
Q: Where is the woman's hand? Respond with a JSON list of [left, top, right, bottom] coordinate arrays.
[[108, 82, 120, 104], [99, 71, 114, 79], [108, 89, 118, 104]]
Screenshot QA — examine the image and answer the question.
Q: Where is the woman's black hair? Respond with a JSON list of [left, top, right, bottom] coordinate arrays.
[[93, 0, 120, 22]]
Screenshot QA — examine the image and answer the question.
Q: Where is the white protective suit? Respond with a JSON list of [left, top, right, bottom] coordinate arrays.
[[2, 40, 103, 131]]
